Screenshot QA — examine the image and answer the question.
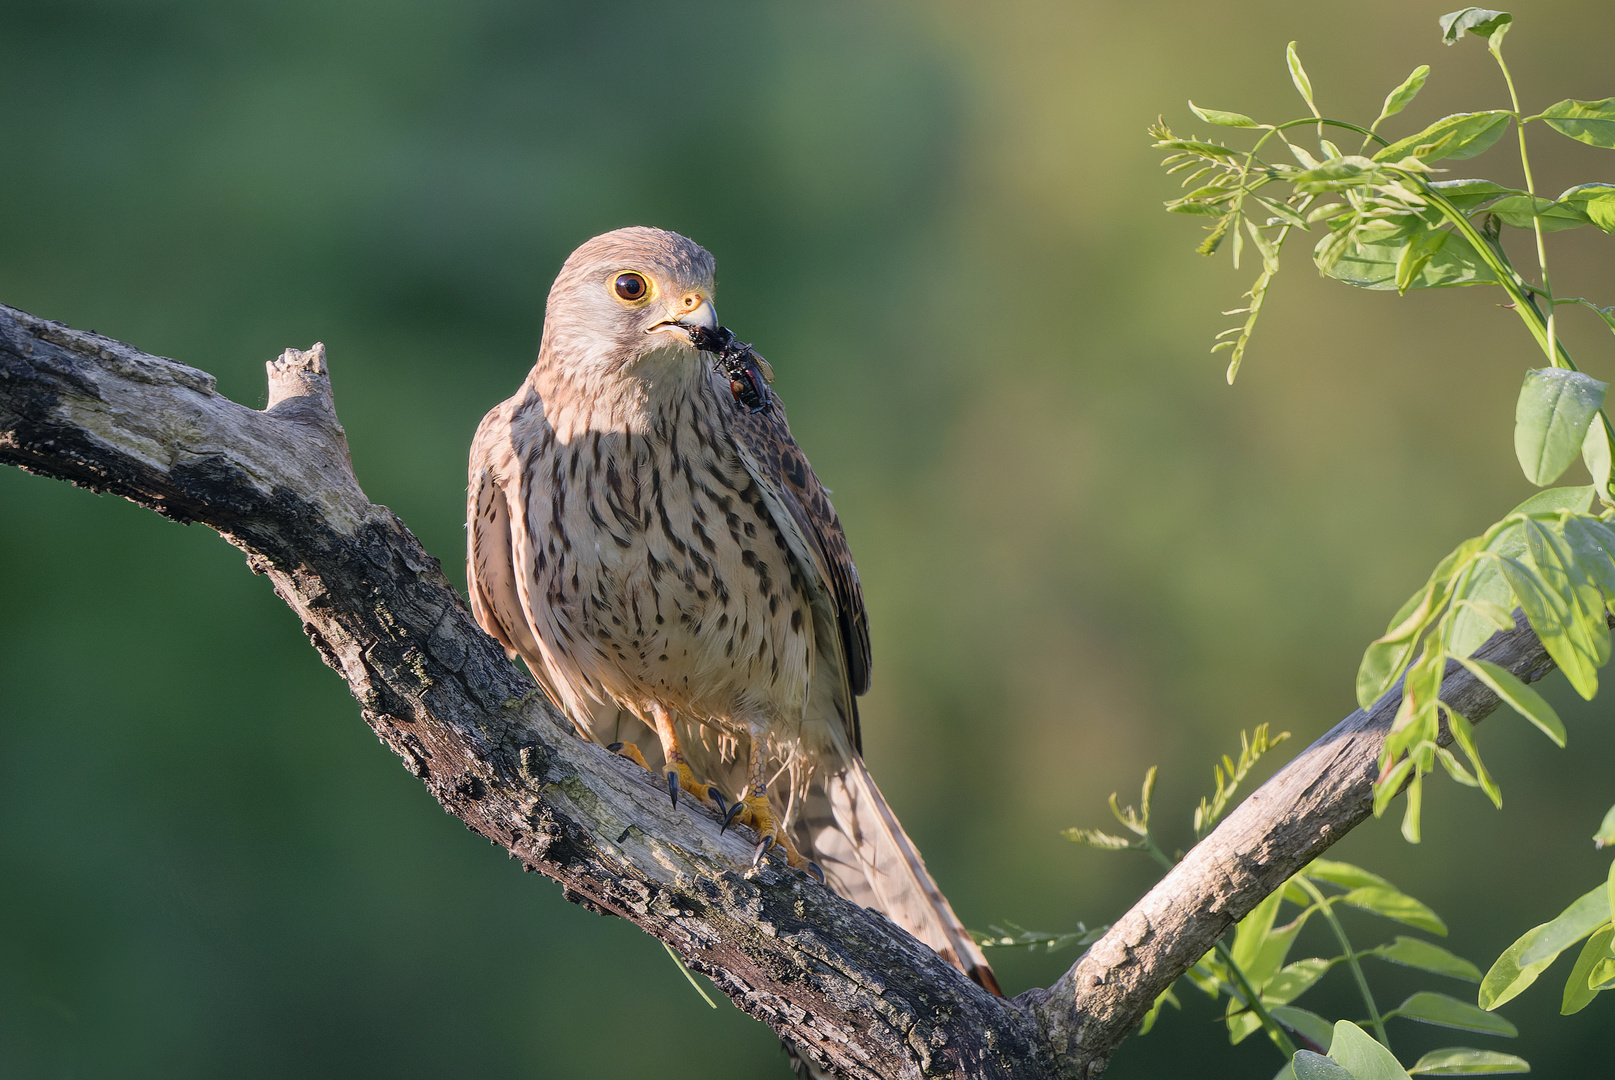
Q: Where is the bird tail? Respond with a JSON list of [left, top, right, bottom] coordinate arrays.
[[795, 739, 1000, 996]]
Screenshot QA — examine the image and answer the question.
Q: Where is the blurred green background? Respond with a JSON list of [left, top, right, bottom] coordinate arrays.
[[3, 1, 1613, 1076]]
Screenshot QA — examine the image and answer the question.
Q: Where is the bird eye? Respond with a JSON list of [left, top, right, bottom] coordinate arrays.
[[613, 272, 649, 302]]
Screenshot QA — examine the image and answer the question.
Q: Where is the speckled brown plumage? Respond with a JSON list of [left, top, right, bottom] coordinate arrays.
[[466, 226, 996, 995]]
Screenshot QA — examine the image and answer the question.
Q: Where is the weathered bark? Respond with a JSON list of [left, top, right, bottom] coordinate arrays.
[[0, 302, 1558, 1079]]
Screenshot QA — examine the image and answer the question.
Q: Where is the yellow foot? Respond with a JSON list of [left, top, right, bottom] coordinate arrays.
[[667, 760, 724, 810], [724, 793, 804, 867], [607, 744, 723, 812], [606, 741, 650, 770]]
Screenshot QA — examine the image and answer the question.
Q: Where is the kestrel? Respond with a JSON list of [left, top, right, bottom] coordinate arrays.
[[467, 226, 998, 994]]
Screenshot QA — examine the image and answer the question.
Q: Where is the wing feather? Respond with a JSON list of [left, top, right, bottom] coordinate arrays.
[[721, 375, 871, 748]]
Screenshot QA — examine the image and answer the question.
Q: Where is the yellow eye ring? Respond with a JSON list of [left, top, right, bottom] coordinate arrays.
[[612, 271, 650, 303]]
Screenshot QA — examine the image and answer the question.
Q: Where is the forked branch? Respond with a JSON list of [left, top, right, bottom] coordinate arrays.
[[0, 303, 1556, 1079]]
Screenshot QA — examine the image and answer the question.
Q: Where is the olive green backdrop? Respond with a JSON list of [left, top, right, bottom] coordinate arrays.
[[2, 2, 1612, 1077]]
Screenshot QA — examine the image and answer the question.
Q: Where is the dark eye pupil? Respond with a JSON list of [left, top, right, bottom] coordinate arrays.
[[614, 273, 645, 300]]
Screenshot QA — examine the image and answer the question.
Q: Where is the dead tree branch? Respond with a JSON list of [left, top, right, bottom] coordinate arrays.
[[0, 302, 1558, 1079]]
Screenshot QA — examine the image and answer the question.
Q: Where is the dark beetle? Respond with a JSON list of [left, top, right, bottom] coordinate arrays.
[[688, 324, 773, 415]]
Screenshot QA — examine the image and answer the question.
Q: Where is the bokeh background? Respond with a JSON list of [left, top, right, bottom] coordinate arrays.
[[3, 1, 1613, 1076]]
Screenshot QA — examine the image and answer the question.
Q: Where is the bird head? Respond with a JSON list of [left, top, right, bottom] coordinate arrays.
[[539, 227, 719, 380]]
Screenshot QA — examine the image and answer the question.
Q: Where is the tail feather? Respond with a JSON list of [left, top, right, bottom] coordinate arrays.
[[796, 747, 999, 995]]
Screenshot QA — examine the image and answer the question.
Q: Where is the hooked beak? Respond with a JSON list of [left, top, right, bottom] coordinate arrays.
[[649, 297, 718, 343]]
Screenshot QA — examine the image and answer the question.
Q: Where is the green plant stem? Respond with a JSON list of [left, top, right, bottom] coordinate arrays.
[[1247, 118, 1387, 164], [1214, 940, 1300, 1058], [661, 941, 718, 1008], [1296, 877, 1390, 1048], [1418, 182, 1572, 369], [1491, 43, 1559, 370]]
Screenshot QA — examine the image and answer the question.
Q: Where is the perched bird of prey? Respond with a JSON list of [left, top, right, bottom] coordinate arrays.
[[466, 226, 998, 995]]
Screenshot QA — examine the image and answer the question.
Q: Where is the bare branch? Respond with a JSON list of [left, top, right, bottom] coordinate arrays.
[[1025, 615, 1553, 1074], [0, 301, 1562, 1078]]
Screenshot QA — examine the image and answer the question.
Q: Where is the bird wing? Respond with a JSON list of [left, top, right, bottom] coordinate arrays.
[[466, 399, 576, 721], [720, 376, 871, 748], [716, 370, 999, 996]]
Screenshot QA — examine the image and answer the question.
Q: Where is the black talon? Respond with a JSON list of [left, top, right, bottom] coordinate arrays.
[[751, 835, 774, 867], [710, 789, 728, 819], [606, 742, 624, 752], [721, 800, 746, 834], [805, 861, 825, 884], [617, 827, 632, 843], [667, 770, 679, 809]]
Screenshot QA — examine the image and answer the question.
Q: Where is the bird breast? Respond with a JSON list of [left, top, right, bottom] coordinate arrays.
[[511, 374, 815, 733]]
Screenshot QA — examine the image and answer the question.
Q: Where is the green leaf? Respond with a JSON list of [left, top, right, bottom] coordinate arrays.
[[1377, 66, 1432, 128], [1518, 883, 1612, 965], [1607, 852, 1614, 931], [1479, 923, 1556, 1009], [1447, 527, 1520, 660], [1454, 656, 1566, 747], [1486, 194, 1592, 232], [1187, 957, 1223, 998], [1562, 515, 1615, 600], [1514, 368, 1609, 486], [1401, 769, 1424, 843], [1391, 991, 1518, 1036], [1231, 888, 1281, 966], [1582, 422, 1613, 495], [1556, 183, 1615, 233], [1445, 708, 1502, 807], [1329, 1019, 1413, 1080], [1524, 518, 1611, 689], [1434, 744, 1481, 788], [1560, 923, 1614, 1014], [1340, 886, 1447, 935], [1397, 226, 1452, 292], [1154, 137, 1242, 160], [1358, 582, 1439, 708], [1231, 888, 1293, 985], [1061, 827, 1136, 850], [1306, 860, 1392, 891], [1439, 9, 1513, 45], [1294, 1052, 1358, 1080], [1409, 1047, 1532, 1075], [1372, 936, 1483, 982], [1189, 101, 1259, 128], [1429, 178, 1523, 211], [1273, 1005, 1337, 1049], [1529, 98, 1615, 150], [1494, 554, 1590, 693], [1287, 42, 1317, 115], [1292, 155, 1381, 191], [1595, 803, 1615, 848], [1139, 984, 1179, 1034], [1266, 957, 1336, 1005], [1319, 227, 1496, 290], [1449, 562, 1514, 661], [1375, 111, 1511, 164], [1512, 486, 1597, 515]]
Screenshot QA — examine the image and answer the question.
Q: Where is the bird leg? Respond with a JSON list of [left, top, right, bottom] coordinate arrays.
[[644, 704, 724, 812], [723, 730, 803, 867]]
